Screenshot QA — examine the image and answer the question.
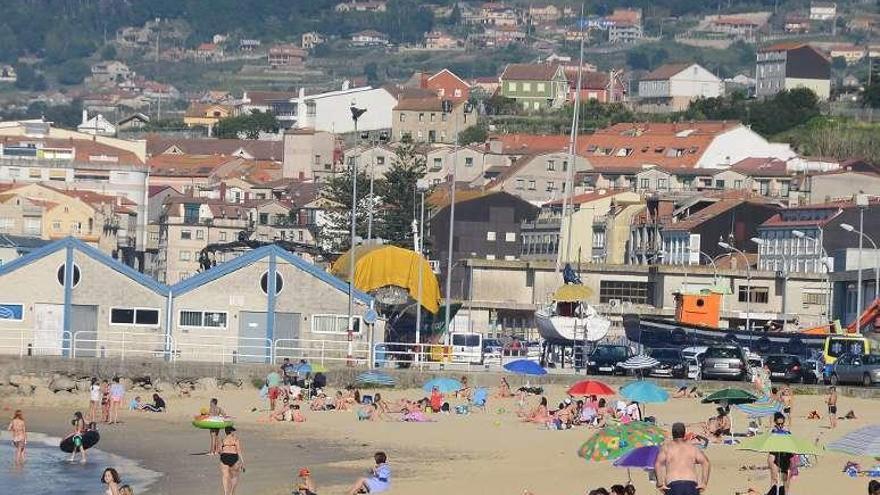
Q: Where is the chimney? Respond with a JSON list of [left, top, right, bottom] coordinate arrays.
[[219, 181, 227, 201], [81, 109, 89, 125]]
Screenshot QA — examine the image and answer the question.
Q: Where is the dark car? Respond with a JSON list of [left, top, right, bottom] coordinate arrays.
[[765, 354, 807, 383], [587, 344, 633, 375], [647, 348, 687, 379], [700, 345, 748, 381]]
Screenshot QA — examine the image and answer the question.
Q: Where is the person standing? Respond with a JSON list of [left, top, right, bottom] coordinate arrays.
[[109, 377, 125, 424], [88, 378, 101, 423], [69, 411, 88, 463], [7, 409, 26, 465], [208, 398, 225, 456], [826, 386, 838, 429], [654, 423, 711, 495], [266, 370, 282, 412], [780, 387, 793, 427], [100, 379, 111, 423], [219, 426, 245, 495]]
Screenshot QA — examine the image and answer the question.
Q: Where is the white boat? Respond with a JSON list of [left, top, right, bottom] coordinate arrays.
[[535, 298, 611, 343]]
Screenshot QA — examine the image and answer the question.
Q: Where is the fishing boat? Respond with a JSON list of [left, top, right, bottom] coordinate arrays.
[[623, 291, 879, 354], [535, 283, 611, 344]]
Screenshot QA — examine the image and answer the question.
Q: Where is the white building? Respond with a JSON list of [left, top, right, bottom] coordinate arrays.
[[278, 85, 397, 134], [809, 2, 836, 21], [638, 63, 724, 111], [77, 110, 117, 136]]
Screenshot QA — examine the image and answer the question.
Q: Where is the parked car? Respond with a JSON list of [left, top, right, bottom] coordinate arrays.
[[830, 353, 880, 386], [802, 358, 822, 384], [647, 348, 687, 379], [587, 344, 634, 375], [482, 338, 504, 360], [765, 354, 807, 383], [685, 356, 701, 380], [700, 345, 749, 381]]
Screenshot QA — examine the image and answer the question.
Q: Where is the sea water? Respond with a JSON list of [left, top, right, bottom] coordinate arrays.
[[0, 432, 161, 494]]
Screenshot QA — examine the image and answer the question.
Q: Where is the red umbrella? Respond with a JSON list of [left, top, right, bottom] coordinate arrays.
[[567, 380, 615, 397]]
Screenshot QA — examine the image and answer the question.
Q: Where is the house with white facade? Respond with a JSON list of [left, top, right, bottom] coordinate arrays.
[[638, 63, 724, 111], [77, 111, 117, 136], [809, 2, 836, 21], [269, 85, 397, 134]]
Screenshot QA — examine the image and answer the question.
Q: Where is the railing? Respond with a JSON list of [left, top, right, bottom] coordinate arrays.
[[71, 331, 172, 361], [174, 336, 273, 364], [0, 329, 72, 357], [273, 338, 370, 366]]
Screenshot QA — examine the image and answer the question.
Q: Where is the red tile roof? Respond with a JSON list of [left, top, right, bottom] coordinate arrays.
[[1, 137, 145, 166], [489, 133, 570, 153], [730, 157, 790, 177], [566, 70, 610, 89], [148, 154, 233, 177], [664, 199, 751, 231], [641, 63, 694, 81], [500, 63, 561, 81], [146, 135, 283, 161]]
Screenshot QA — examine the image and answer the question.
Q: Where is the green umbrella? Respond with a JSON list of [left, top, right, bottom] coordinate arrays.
[[577, 422, 667, 462], [738, 432, 823, 456], [701, 388, 758, 405]]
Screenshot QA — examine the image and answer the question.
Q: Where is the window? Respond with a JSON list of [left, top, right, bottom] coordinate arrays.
[[259, 213, 269, 225], [759, 181, 769, 195], [802, 292, 824, 306], [56, 263, 81, 288], [508, 82, 517, 91], [418, 113, 424, 122], [639, 178, 650, 189], [515, 179, 524, 190], [465, 157, 474, 167], [110, 308, 160, 326], [454, 88, 462, 97], [593, 229, 606, 249], [599, 280, 652, 305], [196, 230, 204, 240], [546, 181, 555, 191], [260, 270, 284, 295], [715, 179, 725, 189], [547, 160, 555, 171], [528, 180, 536, 190], [376, 156, 385, 166], [312, 314, 361, 334], [487, 231, 496, 241], [738, 286, 769, 304], [734, 179, 743, 189], [430, 113, 436, 122], [399, 113, 406, 122], [537, 83, 545, 92], [522, 82, 531, 92], [219, 231, 227, 241], [52, 221, 61, 231], [505, 232, 516, 242], [181, 230, 192, 240], [486, 254, 496, 260], [179, 310, 227, 329], [781, 181, 790, 197], [658, 178, 667, 190], [179, 250, 191, 261], [0, 217, 13, 232], [431, 158, 442, 171], [562, 161, 568, 171]]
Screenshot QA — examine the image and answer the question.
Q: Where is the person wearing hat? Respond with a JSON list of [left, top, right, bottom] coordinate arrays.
[[297, 467, 317, 495]]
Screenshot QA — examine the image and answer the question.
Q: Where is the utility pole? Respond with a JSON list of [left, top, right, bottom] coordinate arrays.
[[443, 99, 459, 345]]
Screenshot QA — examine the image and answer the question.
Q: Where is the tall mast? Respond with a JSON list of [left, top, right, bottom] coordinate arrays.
[[556, 3, 586, 275]]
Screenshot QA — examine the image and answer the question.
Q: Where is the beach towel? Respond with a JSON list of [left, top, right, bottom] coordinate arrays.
[[403, 411, 432, 422]]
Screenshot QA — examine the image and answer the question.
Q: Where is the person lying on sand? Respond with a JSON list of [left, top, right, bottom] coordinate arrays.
[[673, 386, 701, 399]]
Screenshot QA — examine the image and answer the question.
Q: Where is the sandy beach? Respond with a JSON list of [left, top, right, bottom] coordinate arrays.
[[1, 379, 877, 495]]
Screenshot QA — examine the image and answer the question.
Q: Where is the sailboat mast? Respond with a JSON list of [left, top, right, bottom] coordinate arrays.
[[556, 3, 586, 275]]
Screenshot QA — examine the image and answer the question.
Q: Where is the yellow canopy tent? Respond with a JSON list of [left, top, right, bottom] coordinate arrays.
[[552, 284, 594, 302], [331, 244, 441, 314]]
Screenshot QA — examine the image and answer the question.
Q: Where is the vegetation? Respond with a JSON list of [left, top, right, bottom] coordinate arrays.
[[684, 88, 821, 136], [457, 124, 488, 145], [775, 118, 880, 165], [214, 111, 280, 139], [0, 100, 83, 128]]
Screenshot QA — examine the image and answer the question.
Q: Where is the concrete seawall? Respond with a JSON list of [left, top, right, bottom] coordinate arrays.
[[2, 356, 879, 399]]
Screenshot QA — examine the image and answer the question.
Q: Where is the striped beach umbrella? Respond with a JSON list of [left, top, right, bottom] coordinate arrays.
[[735, 395, 783, 418], [618, 355, 660, 370], [827, 425, 880, 457], [356, 371, 397, 387]]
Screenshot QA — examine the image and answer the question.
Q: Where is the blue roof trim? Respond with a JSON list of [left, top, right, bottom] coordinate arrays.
[[170, 245, 274, 296], [273, 247, 373, 304], [171, 244, 373, 304], [0, 237, 169, 296]]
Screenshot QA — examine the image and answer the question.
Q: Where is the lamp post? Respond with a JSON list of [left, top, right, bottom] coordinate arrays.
[[792, 228, 834, 325], [348, 105, 367, 363], [719, 241, 751, 332], [414, 178, 429, 364], [365, 131, 390, 242], [443, 99, 458, 345], [841, 219, 879, 328]]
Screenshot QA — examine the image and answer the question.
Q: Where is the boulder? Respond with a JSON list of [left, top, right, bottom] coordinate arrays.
[[217, 378, 243, 390], [196, 377, 218, 390], [76, 379, 92, 392], [48, 376, 77, 393]]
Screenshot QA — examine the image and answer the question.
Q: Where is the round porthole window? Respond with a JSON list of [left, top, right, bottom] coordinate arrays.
[[56, 263, 81, 288], [696, 298, 705, 307], [260, 271, 283, 295]]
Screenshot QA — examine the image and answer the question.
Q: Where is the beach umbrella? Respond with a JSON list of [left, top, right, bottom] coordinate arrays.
[[577, 422, 667, 462], [553, 284, 594, 301], [618, 355, 660, 370], [735, 396, 783, 418], [613, 445, 660, 470], [701, 388, 758, 405], [422, 377, 462, 394], [503, 359, 548, 376], [827, 425, 880, 457], [620, 381, 669, 404], [568, 380, 615, 397], [356, 371, 396, 387], [738, 432, 822, 456]]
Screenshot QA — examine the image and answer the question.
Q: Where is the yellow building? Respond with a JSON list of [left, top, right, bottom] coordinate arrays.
[[183, 103, 236, 136]]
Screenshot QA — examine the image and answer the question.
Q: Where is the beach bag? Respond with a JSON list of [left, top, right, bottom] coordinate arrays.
[[362, 395, 373, 405], [455, 405, 469, 415]]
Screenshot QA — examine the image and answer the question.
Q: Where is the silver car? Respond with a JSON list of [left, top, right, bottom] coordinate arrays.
[[831, 353, 880, 386]]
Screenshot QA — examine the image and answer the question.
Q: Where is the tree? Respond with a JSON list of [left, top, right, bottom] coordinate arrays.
[[376, 141, 427, 247], [0, 24, 20, 63], [100, 44, 118, 61], [214, 111, 280, 139], [862, 82, 880, 109], [318, 166, 373, 253], [364, 62, 379, 85], [458, 124, 487, 145], [13, 64, 46, 91], [446, 4, 462, 25], [57, 59, 90, 86], [831, 56, 848, 72]]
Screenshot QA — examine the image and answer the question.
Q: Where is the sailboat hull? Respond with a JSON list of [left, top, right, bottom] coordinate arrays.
[[536, 309, 611, 343]]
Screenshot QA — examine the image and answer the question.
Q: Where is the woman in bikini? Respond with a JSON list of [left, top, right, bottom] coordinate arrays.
[[219, 426, 245, 495], [496, 377, 514, 398], [7, 409, 26, 465], [101, 467, 122, 495]]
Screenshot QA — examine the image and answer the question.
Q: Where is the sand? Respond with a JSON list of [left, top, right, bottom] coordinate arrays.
[[1, 380, 876, 495]]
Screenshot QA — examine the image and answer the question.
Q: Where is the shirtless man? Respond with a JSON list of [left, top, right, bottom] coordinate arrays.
[[780, 387, 793, 426], [826, 386, 838, 429], [654, 422, 711, 495]]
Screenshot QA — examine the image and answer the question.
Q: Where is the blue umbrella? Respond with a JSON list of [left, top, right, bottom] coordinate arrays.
[[735, 396, 783, 418], [620, 381, 669, 404], [356, 371, 396, 387], [503, 359, 547, 376], [613, 445, 660, 470], [422, 377, 462, 394], [828, 425, 880, 457]]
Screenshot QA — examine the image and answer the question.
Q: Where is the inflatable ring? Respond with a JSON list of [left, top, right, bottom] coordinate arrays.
[[192, 415, 234, 430], [60, 430, 100, 453]]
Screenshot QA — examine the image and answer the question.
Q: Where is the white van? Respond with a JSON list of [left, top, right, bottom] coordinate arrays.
[[450, 332, 483, 364]]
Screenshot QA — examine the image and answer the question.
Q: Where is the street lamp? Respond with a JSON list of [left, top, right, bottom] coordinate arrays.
[[719, 241, 752, 332], [348, 104, 367, 363], [841, 220, 879, 326], [414, 178, 430, 364]]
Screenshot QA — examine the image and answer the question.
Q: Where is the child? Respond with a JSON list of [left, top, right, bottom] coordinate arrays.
[[68, 411, 88, 463], [297, 467, 317, 495], [292, 404, 306, 423]]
